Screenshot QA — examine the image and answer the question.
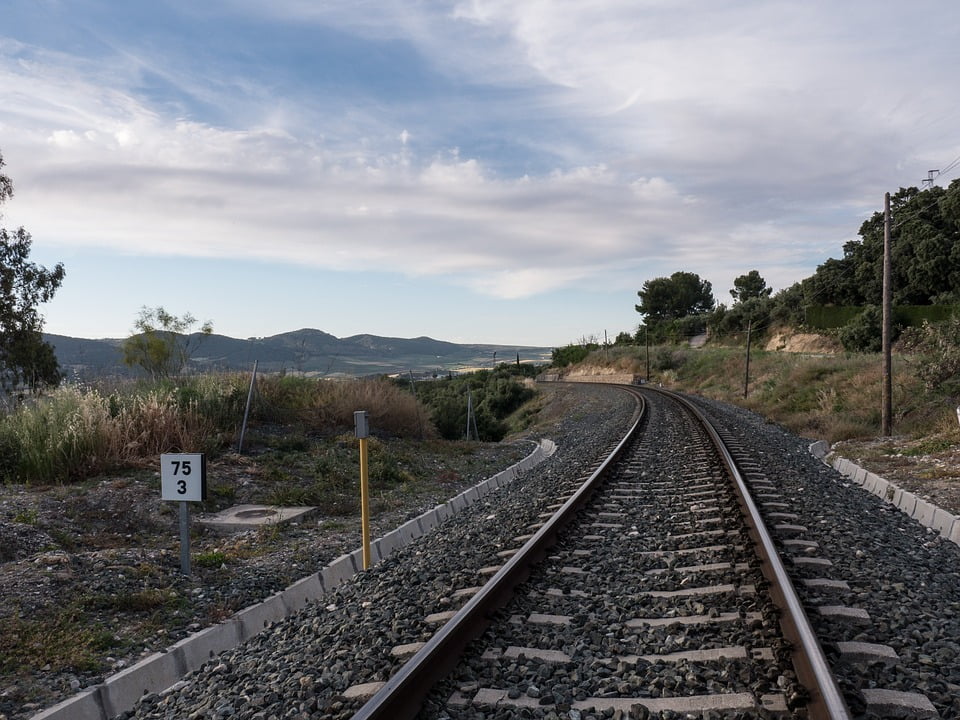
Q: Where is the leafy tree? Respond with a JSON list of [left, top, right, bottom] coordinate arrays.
[[407, 366, 535, 441], [122, 306, 213, 378], [805, 180, 960, 308], [0, 151, 65, 393], [769, 282, 806, 326], [730, 270, 772, 303], [635, 271, 715, 324], [711, 296, 773, 337], [635, 271, 714, 343]]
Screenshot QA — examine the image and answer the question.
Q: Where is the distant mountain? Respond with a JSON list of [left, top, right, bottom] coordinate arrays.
[[43, 329, 553, 379]]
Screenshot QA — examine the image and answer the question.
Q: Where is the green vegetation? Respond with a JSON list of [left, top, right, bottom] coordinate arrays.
[[0, 374, 429, 485], [561, 342, 956, 445], [635, 271, 715, 342], [901, 314, 960, 398], [1, 604, 119, 673], [0, 149, 65, 395], [194, 550, 229, 568], [121, 306, 213, 379], [615, 180, 960, 353], [403, 364, 539, 441], [551, 343, 598, 368]]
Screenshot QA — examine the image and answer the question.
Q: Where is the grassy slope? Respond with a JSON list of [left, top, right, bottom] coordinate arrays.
[[565, 343, 957, 445]]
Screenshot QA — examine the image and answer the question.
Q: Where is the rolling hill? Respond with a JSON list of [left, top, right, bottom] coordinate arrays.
[[44, 329, 553, 379]]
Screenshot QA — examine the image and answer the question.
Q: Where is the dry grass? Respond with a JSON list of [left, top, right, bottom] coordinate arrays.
[[575, 343, 950, 445], [0, 374, 433, 485]]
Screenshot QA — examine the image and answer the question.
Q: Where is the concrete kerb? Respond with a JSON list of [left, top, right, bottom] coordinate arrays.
[[396, 518, 423, 544], [813, 441, 960, 549], [870, 477, 891, 500], [374, 531, 402, 560], [235, 593, 288, 641], [418, 511, 439, 533], [894, 489, 918, 516], [30, 437, 555, 720], [281, 573, 324, 611], [101, 650, 184, 718], [169, 618, 242, 671], [322, 553, 358, 592], [950, 519, 960, 545], [912, 498, 937, 527], [932, 507, 956, 536], [29, 688, 105, 720]]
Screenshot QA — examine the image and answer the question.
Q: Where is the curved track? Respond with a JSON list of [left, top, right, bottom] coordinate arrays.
[[356, 384, 852, 719]]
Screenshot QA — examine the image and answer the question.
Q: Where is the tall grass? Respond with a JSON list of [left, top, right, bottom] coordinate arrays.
[[0, 385, 221, 484], [0, 374, 432, 485], [255, 375, 427, 438]]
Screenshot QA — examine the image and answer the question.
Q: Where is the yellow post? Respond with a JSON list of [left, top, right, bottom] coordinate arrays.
[[359, 435, 371, 570]]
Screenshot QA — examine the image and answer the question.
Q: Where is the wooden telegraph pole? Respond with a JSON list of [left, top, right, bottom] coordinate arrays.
[[743, 319, 752, 399], [881, 192, 892, 436]]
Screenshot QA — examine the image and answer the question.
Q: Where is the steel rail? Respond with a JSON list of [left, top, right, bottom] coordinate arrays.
[[351, 388, 646, 720], [654, 387, 852, 720]]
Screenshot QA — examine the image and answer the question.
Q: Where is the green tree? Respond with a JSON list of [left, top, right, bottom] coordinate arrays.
[[0, 151, 65, 393], [636, 271, 715, 323], [122, 306, 213, 378], [805, 180, 960, 308], [730, 270, 772, 303]]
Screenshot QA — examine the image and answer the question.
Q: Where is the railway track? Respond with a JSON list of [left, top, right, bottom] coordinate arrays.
[[115, 382, 954, 720], [356, 386, 850, 719]]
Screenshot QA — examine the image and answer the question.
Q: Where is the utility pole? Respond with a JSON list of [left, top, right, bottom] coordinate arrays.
[[743, 319, 752, 399], [644, 326, 650, 382], [881, 192, 892, 436]]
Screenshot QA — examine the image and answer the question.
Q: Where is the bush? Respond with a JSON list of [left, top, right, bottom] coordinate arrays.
[[901, 314, 960, 399], [838, 305, 884, 352], [551, 344, 596, 367], [409, 367, 536, 441], [0, 373, 434, 485]]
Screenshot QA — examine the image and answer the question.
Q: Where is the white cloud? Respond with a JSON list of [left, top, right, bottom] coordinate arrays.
[[3, 0, 958, 324]]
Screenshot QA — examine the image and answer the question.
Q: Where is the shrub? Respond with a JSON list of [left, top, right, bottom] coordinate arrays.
[[901, 314, 960, 399], [551, 344, 596, 367], [410, 367, 537, 441], [838, 305, 883, 352]]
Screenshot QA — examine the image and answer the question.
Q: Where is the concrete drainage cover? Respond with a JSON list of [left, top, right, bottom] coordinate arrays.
[[197, 504, 317, 532]]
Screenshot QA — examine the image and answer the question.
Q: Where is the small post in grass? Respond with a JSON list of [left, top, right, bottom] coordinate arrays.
[[355, 411, 371, 570], [160, 453, 207, 575]]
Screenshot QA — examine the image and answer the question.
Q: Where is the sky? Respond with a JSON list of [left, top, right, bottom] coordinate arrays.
[[1, 1, 958, 348]]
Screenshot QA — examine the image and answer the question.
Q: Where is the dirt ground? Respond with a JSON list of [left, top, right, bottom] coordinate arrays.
[[831, 435, 960, 518]]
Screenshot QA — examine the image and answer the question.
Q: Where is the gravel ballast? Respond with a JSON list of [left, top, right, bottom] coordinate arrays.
[[687, 393, 960, 719]]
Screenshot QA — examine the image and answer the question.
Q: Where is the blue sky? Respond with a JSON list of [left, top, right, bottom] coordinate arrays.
[[1, 1, 958, 347]]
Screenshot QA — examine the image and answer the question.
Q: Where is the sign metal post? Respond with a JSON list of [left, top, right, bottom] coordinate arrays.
[[354, 411, 371, 570], [160, 453, 207, 575]]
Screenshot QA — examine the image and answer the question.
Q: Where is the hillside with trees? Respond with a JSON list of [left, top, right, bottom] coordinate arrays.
[[624, 179, 960, 352]]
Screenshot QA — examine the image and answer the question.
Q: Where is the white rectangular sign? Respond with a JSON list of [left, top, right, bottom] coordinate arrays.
[[160, 453, 207, 502]]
